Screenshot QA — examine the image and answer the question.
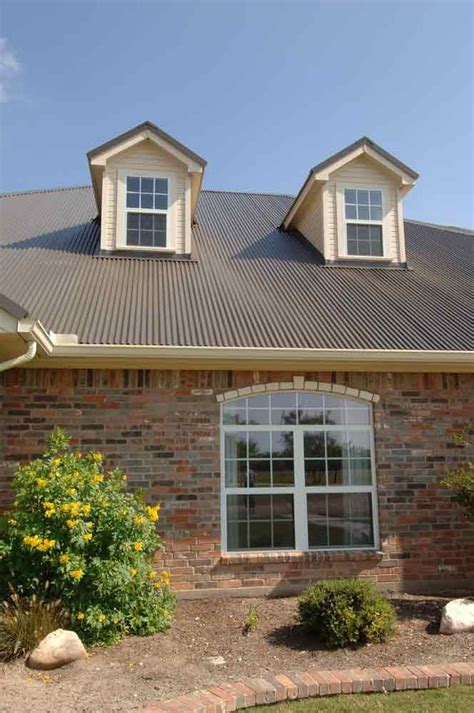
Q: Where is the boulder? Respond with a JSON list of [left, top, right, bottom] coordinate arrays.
[[439, 598, 474, 635], [27, 629, 87, 670]]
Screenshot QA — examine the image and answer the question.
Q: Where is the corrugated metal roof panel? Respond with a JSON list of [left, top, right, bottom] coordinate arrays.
[[0, 186, 472, 350]]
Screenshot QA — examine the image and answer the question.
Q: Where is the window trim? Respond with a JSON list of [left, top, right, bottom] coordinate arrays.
[[116, 169, 176, 253], [336, 183, 392, 261], [220, 392, 380, 555]]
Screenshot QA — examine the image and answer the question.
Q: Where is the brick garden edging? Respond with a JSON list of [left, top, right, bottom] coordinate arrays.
[[143, 661, 474, 712]]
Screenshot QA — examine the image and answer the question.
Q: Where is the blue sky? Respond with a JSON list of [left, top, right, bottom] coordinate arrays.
[[1, 0, 473, 227]]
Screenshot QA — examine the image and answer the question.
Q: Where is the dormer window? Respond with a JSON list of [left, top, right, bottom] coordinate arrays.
[[344, 188, 383, 257], [126, 176, 168, 248]]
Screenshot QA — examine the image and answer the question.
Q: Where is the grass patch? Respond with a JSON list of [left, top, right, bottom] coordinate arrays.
[[248, 685, 473, 712]]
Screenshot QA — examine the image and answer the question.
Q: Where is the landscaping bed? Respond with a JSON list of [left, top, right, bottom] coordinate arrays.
[[1, 593, 473, 713]]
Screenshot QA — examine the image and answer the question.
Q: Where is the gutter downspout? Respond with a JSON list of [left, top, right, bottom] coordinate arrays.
[[0, 340, 37, 372]]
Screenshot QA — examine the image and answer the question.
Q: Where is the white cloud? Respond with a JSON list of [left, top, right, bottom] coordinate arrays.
[[0, 38, 20, 103]]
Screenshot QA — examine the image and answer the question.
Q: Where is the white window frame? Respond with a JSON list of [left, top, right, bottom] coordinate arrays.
[[220, 392, 380, 554], [116, 169, 176, 253], [336, 183, 392, 261]]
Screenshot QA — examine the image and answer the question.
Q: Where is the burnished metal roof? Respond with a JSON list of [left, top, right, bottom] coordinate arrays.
[[0, 185, 471, 349]]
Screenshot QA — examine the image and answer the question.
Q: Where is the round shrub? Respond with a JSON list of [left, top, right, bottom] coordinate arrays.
[[0, 428, 175, 645], [298, 578, 396, 648]]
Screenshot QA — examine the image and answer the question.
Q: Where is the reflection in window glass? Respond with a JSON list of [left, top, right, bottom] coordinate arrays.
[[223, 392, 375, 551]]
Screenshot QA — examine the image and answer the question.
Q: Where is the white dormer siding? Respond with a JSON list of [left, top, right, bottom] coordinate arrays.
[[101, 141, 189, 254], [293, 182, 325, 257], [88, 122, 205, 257], [283, 138, 417, 267], [328, 155, 404, 264]]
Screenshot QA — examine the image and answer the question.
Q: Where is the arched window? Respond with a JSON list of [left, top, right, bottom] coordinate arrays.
[[221, 391, 378, 552]]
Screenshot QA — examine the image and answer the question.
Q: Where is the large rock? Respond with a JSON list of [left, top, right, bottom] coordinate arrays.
[[27, 629, 87, 670], [439, 598, 474, 635]]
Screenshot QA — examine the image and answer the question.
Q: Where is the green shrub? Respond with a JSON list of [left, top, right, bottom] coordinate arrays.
[[298, 578, 396, 648], [0, 428, 175, 645], [0, 586, 68, 661]]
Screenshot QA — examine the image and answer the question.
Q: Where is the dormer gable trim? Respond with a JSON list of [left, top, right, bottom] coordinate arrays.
[[282, 137, 418, 229], [87, 120, 206, 169]]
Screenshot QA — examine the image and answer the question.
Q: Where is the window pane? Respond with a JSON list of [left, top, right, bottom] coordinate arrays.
[[272, 460, 294, 486], [155, 178, 168, 194], [127, 230, 139, 246], [345, 189, 356, 204], [273, 522, 295, 548], [347, 240, 358, 256], [327, 459, 350, 486], [141, 214, 153, 230], [141, 177, 154, 193], [357, 205, 369, 220], [249, 522, 272, 548], [225, 460, 247, 488], [351, 459, 372, 485], [271, 408, 297, 425], [249, 432, 271, 457], [227, 522, 248, 550], [127, 213, 139, 229], [271, 392, 297, 408], [127, 177, 140, 192], [126, 192, 140, 208], [272, 432, 293, 457], [348, 431, 371, 459], [328, 494, 373, 547], [357, 190, 369, 205], [345, 204, 357, 219], [247, 408, 270, 425], [227, 494, 248, 521], [326, 431, 348, 458], [154, 195, 168, 210], [248, 460, 271, 487], [154, 214, 167, 231], [153, 232, 167, 248], [369, 190, 382, 206], [299, 408, 325, 424], [141, 194, 154, 209], [249, 494, 271, 519], [305, 459, 326, 486], [222, 407, 247, 425], [325, 407, 345, 425], [347, 223, 357, 240], [346, 408, 370, 425], [304, 432, 325, 458], [307, 494, 328, 547], [225, 432, 247, 459], [358, 225, 369, 240], [370, 206, 383, 221], [272, 494, 294, 520], [141, 231, 153, 247]]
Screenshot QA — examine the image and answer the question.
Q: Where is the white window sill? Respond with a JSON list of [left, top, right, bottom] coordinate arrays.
[[220, 549, 383, 565], [337, 255, 393, 262], [117, 246, 176, 254]]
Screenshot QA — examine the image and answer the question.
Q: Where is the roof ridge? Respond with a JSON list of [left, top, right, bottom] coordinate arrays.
[[405, 218, 474, 236], [0, 185, 91, 199]]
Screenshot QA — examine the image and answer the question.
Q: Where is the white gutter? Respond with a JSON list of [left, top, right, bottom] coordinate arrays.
[[0, 340, 37, 372], [48, 343, 474, 363]]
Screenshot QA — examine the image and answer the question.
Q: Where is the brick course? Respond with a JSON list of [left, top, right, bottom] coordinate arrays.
[[0, 368, 473, 595]]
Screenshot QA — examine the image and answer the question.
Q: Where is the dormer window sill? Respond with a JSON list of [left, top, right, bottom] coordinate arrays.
[[117, 246, 176, 255], [337, 255, 393, 263]]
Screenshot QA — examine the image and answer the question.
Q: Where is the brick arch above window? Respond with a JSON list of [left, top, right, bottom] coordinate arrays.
[[215, 377, 380, 405]]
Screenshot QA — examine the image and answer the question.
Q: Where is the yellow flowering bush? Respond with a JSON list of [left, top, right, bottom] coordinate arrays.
[[0, 428, 175, 645]]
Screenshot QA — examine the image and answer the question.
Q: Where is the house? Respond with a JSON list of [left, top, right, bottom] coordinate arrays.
[[0, 122, 473, 597]]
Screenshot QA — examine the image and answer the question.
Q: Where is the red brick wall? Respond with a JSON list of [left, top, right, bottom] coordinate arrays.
[[1, 368, 473, 596]]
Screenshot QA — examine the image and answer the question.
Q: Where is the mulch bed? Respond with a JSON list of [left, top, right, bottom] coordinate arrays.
[[1, 593, 473, 713]]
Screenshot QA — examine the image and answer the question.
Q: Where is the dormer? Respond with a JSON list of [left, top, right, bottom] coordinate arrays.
[[88, 121, 206, 256], [282, 137, 419, 267]]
